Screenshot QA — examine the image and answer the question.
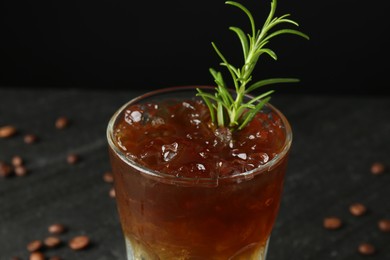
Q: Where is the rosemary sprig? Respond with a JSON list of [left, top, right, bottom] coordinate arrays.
[[197, 0, 309, 131]]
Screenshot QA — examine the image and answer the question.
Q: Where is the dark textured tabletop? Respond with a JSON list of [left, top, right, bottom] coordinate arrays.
[[1, 87, 390, 260]]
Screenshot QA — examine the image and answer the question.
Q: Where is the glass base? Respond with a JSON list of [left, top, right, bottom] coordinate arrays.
[[124, 236, 270, 260]]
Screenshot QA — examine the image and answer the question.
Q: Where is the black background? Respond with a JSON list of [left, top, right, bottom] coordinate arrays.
[[1, 0, 390, 95]]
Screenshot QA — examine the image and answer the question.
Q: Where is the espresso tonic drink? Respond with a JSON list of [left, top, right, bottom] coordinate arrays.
[[107, 87, 292, 260]]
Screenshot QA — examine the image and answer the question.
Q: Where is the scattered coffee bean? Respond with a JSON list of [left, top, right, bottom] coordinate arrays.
[[48, 224, 66, 235], [24, 134, 38, 144], [44, 236, 61, 248], [27, 240, 43, 252], [378, 219, 390, 232], [68, 235, 90, 250], [49, 256, 62, 260], [323, 217, 343, 230], [67, 154, 79, 165], [0, 161, 12, 177], [0, 125, 17, 138], [55, 116, 69, 129], [358, 242, 376, 255], [103, 172, 114, 183], [11, 155, 24, 167], [14, 165, 28, 177], [371, 162, 385, 175], [349, 203, 367, 216], [29, 251, 45, 260], [109, 187, 116, 198]]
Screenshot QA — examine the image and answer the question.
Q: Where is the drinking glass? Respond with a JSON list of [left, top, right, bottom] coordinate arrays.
[[107, 86, 292, 260]]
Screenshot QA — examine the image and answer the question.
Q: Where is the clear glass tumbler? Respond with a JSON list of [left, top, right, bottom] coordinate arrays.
[[106, 86, 292, 260]]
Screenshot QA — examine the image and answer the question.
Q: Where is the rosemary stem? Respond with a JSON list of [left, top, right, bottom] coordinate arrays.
[[196, 0, 308, 131]]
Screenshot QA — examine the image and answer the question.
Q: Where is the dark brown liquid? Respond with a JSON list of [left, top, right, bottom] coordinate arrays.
[[109, 99, 289, 259]]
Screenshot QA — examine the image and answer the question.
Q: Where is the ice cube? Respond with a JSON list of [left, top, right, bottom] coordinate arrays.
[[182, 101, 195, 110], [161, 142, 179, 162], [196, 163, 206, 171], [190, 118, 201, 126], [249, 152, 269, 165], [124, 109, 143, 124], [232, 149, 247, 160], [151, 117, 165, 126]]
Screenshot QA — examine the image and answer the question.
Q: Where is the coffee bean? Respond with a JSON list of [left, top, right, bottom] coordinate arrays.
[[103, 172, 114, 183], [0, 162, 12, 177], [349, 203, 367, 216], [29, 251, 45, 260], [358, 243, 376, 255], [44, 236, 61, 248], [27, 240, 43, 252], [48, 224, 66, 235], [55, 117, 69, 129], [68, 235, 90, 250], [371, 162, 385, 175], [0, 125, 17, 138], [67, 154, 79, 165], [109, 187, 116, 198], [323, 217, 342, 230], [24, 134, 38, 144], [378, 219, 390, 232], [49, 256, 62, 260], [11, 156, 24, 167], [15, 165, 28, 177]]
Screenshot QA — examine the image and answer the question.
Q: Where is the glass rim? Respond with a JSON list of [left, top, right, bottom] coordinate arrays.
[[106, 86, 292, 186]]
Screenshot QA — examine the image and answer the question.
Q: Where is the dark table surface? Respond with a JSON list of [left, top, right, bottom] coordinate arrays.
[[1, 87, 390, 260]]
